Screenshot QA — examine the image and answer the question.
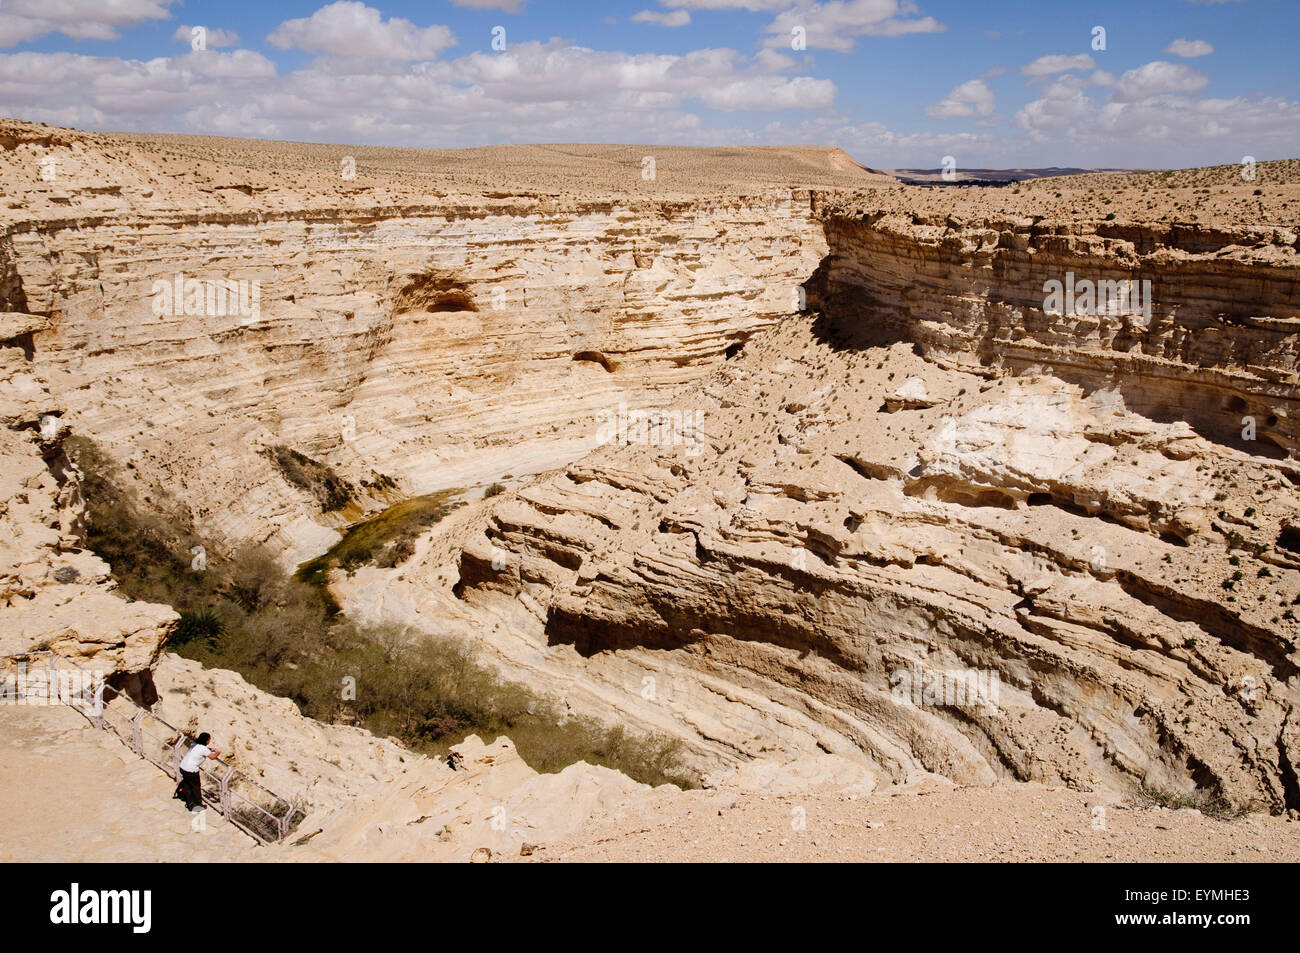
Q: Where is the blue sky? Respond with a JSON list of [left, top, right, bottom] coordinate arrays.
[[1, 0, 1296, 168]]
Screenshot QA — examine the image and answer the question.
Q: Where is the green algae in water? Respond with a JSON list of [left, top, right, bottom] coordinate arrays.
[[295, 489, 463, 588]]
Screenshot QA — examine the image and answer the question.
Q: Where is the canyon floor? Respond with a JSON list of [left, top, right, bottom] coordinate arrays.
[[2, 119, 1299, 862], [6, 700, 1297, 863]]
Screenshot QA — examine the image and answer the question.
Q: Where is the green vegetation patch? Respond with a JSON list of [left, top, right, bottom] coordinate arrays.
[[69, 437, 695, 788], [296, 491, 462, 588], [265, 445, 353, 512]]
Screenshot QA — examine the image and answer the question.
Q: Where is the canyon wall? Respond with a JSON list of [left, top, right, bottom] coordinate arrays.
[[5, 122, 1298, 813], [5, 156, 824, 563], [447, 203, 1300, 810], [0, 314, 174, 674], [814, 207, 1300, 459]]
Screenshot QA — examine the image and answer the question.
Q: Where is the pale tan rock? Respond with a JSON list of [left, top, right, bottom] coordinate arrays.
[[0, 358, 174, 674], [2, 118, 1299, 844]]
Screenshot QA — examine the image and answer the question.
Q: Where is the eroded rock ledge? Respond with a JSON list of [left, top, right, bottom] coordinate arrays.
[[451, 202, 1300, 812]]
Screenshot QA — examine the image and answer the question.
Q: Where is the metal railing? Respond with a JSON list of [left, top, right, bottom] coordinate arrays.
[[1, 650, 305, 844]]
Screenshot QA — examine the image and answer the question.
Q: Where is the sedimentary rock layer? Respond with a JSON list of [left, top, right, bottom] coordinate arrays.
[[3, 123, 827, 563], [449, 202, 1300, 812]]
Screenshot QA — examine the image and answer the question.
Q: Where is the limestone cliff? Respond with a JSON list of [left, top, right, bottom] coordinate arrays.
[[4, 119, 1298, 816], [448, 195, 1300, 812], [1, 119, 830, 565], [0, 313, 175, 674]]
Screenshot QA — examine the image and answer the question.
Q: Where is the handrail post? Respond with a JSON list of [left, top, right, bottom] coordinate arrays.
[[277, 805, 295, 842], [219, 767, 234, 815], [48, 650, 56, 704], [130, 710, 145, 756]]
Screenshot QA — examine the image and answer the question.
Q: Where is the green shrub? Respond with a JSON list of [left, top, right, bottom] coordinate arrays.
[[266, 445, 353, 512], [173, 608, 224, 649], [70, 437, 694, 788], [295, 491, 461, 586]]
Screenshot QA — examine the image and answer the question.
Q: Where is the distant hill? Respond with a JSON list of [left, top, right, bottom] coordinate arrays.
[[887, 167, 1137, 186]]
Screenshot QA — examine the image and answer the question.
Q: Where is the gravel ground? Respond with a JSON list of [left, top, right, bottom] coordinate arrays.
[[525, 779, 1300, 863]]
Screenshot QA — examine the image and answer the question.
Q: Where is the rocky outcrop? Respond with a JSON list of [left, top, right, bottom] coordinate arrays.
[[149, 652, 672, 862], [1, 120, 830, 564], [449, 204, 1300, 813], [813, 207, 1300, 458], [0, 323, 174, 676], [4, 119, 1298, 818]]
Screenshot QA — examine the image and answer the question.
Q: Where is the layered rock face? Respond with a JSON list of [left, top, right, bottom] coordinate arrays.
[[6, 120, 1299, 815], [815, 207, 1300, 459], [2, 121, 828, 564], [452, 202, 1300, 812], [0, 314, 174, 675]]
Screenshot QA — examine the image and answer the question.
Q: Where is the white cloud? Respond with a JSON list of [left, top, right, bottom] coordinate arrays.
[[663, 0, 790, 9], [0, 0, 174, 47], [0, 37, 837, 149], [925, 79, 994, 119], [267, 1, 456, 60], [1014, 75, 1096, 134], [762, 0, 944, 53], [172, 25, 241, 49], [0, 50, 277, 124], [2, 3, 1295, 171], [1113, 60, 1209, 101], [762, 114, 1002, 167], [1165, 38, 1213, 57], [1022, 54, 1095, 78], [701, 74, 834, 109], [754, 48, 796, 71], [451, 0, 528, 12], [632, 10, 692, 26], [178, 49, 277, 80], [1007, 66, 1300, 167]]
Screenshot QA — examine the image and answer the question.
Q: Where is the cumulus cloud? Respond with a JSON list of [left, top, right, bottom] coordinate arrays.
[[754, 48, 797, 71], [762, 0, 944, 53], [0, 49, 277, 126], [663, 0, 791, 9], [1113, 60, 1209, 101], [1008, 62, 1298, 168], [1014, 75, 1096, 134], [1022, 54, 1095, 78], [172, 25, 241, 49], [2, 0, 1294, 171], [925, 79, 994, 119], [632, 10, 692, 26], [761, 114, 1002, 168], [1165, 38, 1213, 57], [0, 38, 836, 148], [0, 0, 174, 47], [701, 74, 834, 109], [267, 1, 456, 60], [451, 0, 528, 12]]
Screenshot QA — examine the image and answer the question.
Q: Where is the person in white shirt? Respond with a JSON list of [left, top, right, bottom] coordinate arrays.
[[174, 731, 221, 811]]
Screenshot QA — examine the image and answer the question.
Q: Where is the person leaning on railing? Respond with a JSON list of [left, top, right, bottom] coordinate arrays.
[[174, 732, 221, 812]]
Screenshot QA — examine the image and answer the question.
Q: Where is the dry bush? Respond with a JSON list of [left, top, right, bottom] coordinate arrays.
[[73, 437, 694, 788]]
